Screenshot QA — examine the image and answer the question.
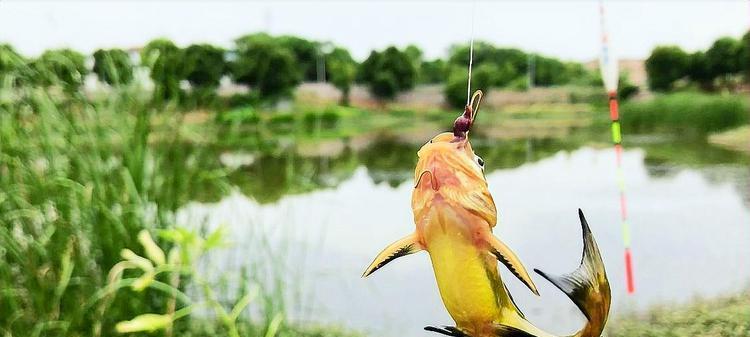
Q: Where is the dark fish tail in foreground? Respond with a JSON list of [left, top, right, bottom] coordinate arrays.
[[533, 209, 611, 337]]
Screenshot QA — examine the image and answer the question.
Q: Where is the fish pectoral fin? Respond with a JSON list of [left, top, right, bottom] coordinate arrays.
[[362, 233, 423, 277], [486, 234, 539, 295]]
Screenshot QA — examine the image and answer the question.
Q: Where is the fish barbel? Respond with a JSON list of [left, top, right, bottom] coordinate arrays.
[[363, 91, 611, 337]]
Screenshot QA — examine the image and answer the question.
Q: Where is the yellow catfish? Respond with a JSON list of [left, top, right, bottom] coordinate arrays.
[[362, 91, 611, 337]]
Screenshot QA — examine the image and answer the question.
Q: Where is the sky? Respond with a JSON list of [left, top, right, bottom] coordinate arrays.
[[0, 1, 748, 62]]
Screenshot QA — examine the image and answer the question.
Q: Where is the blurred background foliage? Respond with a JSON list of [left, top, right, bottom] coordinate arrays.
[[0, 25, 748, 337], [0, 30, 745, 108]]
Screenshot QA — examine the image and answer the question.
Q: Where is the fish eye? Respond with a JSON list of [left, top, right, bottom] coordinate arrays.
[[475, 155, 484, 169]]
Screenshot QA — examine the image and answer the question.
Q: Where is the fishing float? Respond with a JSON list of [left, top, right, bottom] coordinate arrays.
[[598, 0, 635, 294]]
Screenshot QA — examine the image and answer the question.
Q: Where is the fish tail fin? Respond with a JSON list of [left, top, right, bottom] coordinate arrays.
[[533, 209, 611, 337], [362, 232, 423, 277]]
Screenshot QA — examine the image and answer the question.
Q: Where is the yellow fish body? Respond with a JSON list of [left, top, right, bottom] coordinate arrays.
[[363, 92, 611, 337]]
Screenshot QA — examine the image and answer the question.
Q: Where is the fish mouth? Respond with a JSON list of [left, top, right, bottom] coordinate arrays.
[[414, 170, 439, 191], [452, 90, 483, 143]]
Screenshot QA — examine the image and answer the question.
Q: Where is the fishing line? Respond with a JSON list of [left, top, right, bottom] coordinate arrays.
[[598, 0, 635, 295], [466, 0, 477, 106]]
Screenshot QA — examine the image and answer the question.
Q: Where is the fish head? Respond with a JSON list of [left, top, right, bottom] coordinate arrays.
[[412, 131, 496, 227], [415, 131, 485, 184]]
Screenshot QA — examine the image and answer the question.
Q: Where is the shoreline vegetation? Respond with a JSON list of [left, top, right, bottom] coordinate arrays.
[[709, 125, 750, 153], [607, 291, 750, 337], [0, 88, 357, 337]]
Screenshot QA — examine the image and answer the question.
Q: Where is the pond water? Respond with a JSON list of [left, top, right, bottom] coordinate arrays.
[[177, 130, 750, 337]]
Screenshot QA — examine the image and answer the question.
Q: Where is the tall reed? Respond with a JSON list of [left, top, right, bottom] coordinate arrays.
[[0, 77, 229, 335], [621, 92, 749, 134]]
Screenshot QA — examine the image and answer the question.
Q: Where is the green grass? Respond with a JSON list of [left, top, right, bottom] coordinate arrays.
[[621, 92, 749, 134], [608, 292, 750, 337]]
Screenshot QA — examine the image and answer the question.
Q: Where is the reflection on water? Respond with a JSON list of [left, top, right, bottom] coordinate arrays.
[[194, 134, 590, 204], [178, 134, 750, 337]]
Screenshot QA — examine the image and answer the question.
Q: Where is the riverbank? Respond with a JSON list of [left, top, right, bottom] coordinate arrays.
[[191, 99, 600, 152], [608, 291, 750, 337], [709, 126, 750, 153]]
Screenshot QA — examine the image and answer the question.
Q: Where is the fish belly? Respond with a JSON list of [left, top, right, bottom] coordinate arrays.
[[427, 228, 500, 329]]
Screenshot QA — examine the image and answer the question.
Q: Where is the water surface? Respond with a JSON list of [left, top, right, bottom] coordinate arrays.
[[178, 134, 750, 337]]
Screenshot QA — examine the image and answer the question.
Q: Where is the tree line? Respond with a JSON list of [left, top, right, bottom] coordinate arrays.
[[645, 30, 750, 92], [0, 33, 600, 109]]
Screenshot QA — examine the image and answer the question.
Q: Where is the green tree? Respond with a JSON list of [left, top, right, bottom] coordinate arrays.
[[0, 44, 28, 87], [450, 43, 578, 89], [379, 47, 417, 92], [325, 47, 357, 105], [181, 44, 226, 107], [142, 38, 184, 102], [357, 46, 417, 100], [231, 33, 300, 101], [404, 44, 423, 72], [450, 45, 527, 78], [419, 59, 446, 84], [182, 44, 225, 89], [491, 62, 519, 87], [492, 48, 528, 76], [531, 55, 568, 86], [92, 48, 134, 86], [32, 48, 88, 93], [356, 50, 380, 84], [404, 45, 423, 63], [741, 30, 750, 82], [277, 35, 320, 81], [645, 45, 689, 91], [448, 41, 500, 67], [472, 63, 500, 91], [444, 67, 468, 109], [617, 73, 640, 101], [563, 62, 588, 77], [370, 72, 399, 101], [443, 65, 495, 109], [706, 36, 742, 87], [686, 51, 713, 90]]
